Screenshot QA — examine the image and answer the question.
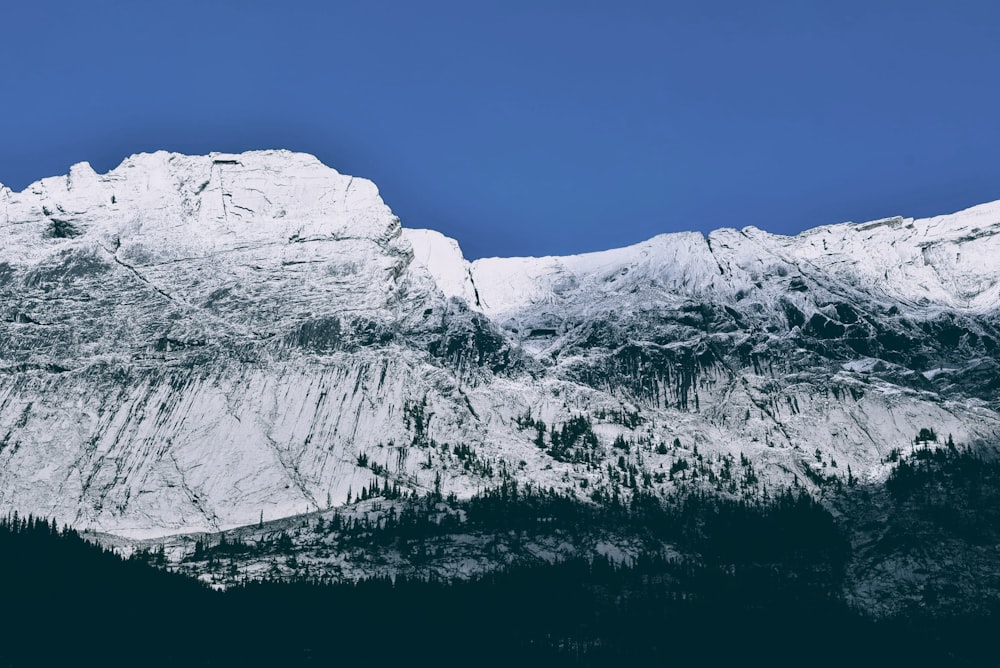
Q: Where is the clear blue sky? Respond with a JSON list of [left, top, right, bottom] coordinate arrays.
[[2, 1, 999, 259]]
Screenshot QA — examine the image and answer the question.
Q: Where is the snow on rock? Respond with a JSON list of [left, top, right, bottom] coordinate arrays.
[[2, 150, 1000, 539], [403, 228, 481, 308]]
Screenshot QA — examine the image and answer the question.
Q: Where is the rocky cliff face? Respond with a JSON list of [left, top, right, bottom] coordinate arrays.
[[2, 150, 999, 538]]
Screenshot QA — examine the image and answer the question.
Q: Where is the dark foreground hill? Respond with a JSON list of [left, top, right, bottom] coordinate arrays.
[[3, 445, 998, 667]]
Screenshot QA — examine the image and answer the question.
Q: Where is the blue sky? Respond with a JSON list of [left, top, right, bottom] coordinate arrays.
[[2, 1, 999, 259]]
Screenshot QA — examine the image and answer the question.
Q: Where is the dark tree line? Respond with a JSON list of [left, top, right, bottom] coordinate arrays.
[[2, 449, 999, 667]]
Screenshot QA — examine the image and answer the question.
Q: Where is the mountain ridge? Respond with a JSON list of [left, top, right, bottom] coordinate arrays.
[[2, 150, 999, 541]]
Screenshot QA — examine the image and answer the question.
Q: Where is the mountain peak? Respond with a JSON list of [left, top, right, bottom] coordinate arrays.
[[2, 150, 399, 264], [3, 151, 1000, 540]]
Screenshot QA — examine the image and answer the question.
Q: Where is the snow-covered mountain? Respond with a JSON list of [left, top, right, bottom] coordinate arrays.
[[2, 150, 999, 538]]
